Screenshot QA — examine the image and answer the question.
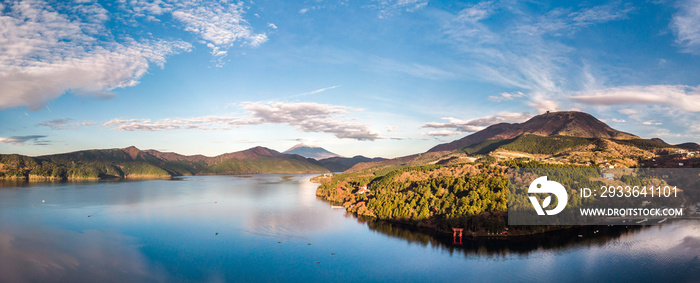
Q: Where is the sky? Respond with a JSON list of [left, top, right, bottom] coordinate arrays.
[[1, 0, 700, 158]]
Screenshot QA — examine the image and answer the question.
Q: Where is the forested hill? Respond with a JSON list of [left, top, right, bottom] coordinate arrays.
[[428, 111, 639, 153], [315, 159, 570, 236], [0, 146, 329, 180]]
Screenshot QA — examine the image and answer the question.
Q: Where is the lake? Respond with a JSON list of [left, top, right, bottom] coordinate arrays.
[[1, 175, 698, 282]]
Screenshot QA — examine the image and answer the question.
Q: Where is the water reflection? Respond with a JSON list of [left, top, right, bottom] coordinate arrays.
[[363, 220, 647, 258], [0, 227, 165, 282], [1, 176, 698, 282]]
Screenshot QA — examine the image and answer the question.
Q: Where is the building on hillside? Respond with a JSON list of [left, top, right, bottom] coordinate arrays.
[[357, 185, 369, 194]]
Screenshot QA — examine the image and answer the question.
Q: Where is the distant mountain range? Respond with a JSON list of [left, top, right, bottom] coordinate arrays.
[[0, 146, 329, 180], [283, 144, 340, 160], [282, 144, 386, 172], [0, 144, 388, 180]]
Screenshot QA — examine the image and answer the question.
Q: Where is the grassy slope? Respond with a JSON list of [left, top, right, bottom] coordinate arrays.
[[461, 134, 595, 155]]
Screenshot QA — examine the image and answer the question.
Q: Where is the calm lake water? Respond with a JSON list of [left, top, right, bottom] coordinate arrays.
[[1, 175, 698, 282]]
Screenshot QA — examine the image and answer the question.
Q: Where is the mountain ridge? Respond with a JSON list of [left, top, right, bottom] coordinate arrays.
[[428, 111, 639, 153], [0, 146, 329, 180]]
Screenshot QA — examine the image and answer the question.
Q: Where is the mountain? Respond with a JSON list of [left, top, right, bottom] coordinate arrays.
[[344, 111, 686, 173], [282, 144, 340, 160], [318, 155, 387, 172], [428, 111, 639, 152], [0, 146, 329, 180]]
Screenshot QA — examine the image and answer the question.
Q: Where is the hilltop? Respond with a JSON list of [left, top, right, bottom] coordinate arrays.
[[282, 143, 386, 172], [428, 111, 638, 152], [0, 146, 329, 180], [283, 144, 340, 160]]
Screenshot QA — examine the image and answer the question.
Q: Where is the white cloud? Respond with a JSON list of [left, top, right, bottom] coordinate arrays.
[[671, 0, 700, 54], [104, 101, 381, 141], [457, 1, 493, 22], [610, 118, 626, 123], [374, 0, 429, 18], [37, 118, 94, 130], [126, 0, 170, 17], [618, 108, 638, 115], [422, 130, 462, 137], [120, 0, 267, 66], [0, 135, 51, 145], [570, 85, 700, 112], [488, 91, 524, 102], [422, 112, 531, 133], [0, 0, 191, 110], [443, 1, 634, 110], [528, 99, 560, 113], [104, 116, 261, 131], [642, 120, 662, 125], [299, 8, 309, 14], [569, 3, 634, 26], [172, 1, 267, 48], [268, 23, 278, 29], [243, 101, 380, 140], [517, 2, 634, 36], [171, 1, 267, 57]]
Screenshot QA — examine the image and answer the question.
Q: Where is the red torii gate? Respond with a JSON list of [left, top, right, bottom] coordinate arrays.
[[452, 228, 463, 245]]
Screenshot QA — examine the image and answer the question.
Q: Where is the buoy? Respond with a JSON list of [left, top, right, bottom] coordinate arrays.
[[42, 200, 45, 203], [331, 253, 335, 255], [307, 243, 311, 245], [215, 232, 218, 235]]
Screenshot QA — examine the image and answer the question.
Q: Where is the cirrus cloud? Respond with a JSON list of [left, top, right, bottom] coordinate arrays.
[[671, 0, 700, 54], [421, 130, 463, 137], [37, 118, 94, 130]]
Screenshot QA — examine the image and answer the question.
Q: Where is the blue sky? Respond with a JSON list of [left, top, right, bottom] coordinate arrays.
[[1, 0, 700, 158]]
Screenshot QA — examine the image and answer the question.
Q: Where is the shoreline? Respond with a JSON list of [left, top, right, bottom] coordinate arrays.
[[0, 171, 330, 182]]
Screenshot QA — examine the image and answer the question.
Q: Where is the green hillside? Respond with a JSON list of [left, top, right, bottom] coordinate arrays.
[[460, 134, 594, 155], [0, 146, 328, 180], [315, 159, 596, 236]]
